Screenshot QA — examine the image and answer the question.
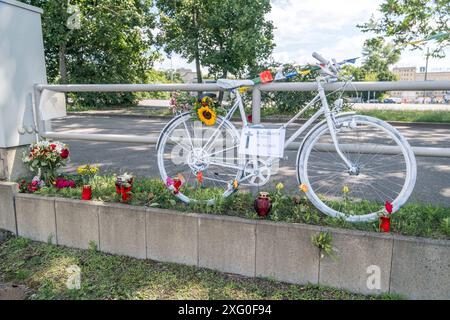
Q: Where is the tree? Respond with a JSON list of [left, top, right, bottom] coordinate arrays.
[[341, 37, 400, 101], [156, 0, 274, 83], [341, 37, 399, 82], [20, 0, 157, 106], [361, 37, 400, 81], [359, 0, 450, 56]]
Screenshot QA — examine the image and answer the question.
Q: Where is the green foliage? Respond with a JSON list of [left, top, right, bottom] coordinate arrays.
[[359, 0, 450, 56], [156, 0, 274, 81], [359, 110, 450, 124], [341, 37, 400, 83], [136, 69, 183, 101], [26, 175, 450, 240], [20, 0, 158, 106], [311, 232, 335, 259], [361, 37, 400, 80], [339, 37, 400, 100]]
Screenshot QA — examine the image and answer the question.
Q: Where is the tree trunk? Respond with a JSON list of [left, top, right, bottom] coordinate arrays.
[[59, 44, 68, 84], [218, 70, 228, 105], [192, 7, 203, 97], [195, 53, 203, 84]]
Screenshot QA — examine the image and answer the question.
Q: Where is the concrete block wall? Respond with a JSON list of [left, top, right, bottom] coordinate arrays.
[[0, 182, 18, 234], [2, 183, 450, 299]]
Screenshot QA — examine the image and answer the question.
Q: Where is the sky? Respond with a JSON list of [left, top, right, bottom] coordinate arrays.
[[154, 0, 450, 73]]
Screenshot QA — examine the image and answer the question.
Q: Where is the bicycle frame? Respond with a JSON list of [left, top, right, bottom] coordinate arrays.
[[212, 78, 354, 171]]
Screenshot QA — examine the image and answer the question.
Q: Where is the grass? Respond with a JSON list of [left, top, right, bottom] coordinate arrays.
[[26, 175, 450, 241], [357, 110, 450, 124], [0, 236, 400, 300]]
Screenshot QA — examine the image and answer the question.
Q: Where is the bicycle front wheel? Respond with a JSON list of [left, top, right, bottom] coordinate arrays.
[[157, 113, 244, 205], [297, 115, 417, 222]]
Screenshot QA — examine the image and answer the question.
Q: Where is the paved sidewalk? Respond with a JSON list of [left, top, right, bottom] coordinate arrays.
[[0, 283, 29, 300]]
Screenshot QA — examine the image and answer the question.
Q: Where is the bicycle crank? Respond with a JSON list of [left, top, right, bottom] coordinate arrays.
[[242, 158, 272, 187]]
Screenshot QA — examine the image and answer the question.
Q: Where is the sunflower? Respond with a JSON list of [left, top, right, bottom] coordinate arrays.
[[198, 106, 217, 126]]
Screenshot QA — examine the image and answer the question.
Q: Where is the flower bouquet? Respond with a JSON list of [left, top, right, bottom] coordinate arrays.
[[77, 165, 99, 200], [115, 173, 134, 203], [22, 141, 70, 184], [54, 177, 76, 189], [192, 96, 220, 126], [169, 92, 223, 127], [18, 176, 45, 194], [169, 92, 194, 114]]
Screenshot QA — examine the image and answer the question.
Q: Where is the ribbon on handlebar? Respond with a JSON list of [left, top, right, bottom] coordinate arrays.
[[407, 31, 450, 45], [245, 56, 360, 86]]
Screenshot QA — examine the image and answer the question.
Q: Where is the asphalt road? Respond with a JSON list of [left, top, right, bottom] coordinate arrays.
[[52, 115, 450, 207]]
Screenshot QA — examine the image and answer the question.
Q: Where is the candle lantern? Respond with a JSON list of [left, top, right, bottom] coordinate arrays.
[[254, 192, 272, 218]]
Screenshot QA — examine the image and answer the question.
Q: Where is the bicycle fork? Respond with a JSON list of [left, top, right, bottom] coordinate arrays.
[[317, 82, 356, 172]]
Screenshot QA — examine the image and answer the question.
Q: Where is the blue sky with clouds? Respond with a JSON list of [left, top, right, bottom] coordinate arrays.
[[155, 0, 450, 73]]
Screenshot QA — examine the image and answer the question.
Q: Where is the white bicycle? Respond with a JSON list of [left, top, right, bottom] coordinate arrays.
[[157, 52, 417, 222]]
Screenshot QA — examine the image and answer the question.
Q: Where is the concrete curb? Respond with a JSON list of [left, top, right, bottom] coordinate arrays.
[[2, 185, 450, 299]]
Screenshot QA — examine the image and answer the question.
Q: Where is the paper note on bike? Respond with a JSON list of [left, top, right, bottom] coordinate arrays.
[[239, 126, 286, 158]]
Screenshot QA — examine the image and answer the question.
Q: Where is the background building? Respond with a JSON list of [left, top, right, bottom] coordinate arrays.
[[391, 67, 450, 103], [176, 68, 198, 83]]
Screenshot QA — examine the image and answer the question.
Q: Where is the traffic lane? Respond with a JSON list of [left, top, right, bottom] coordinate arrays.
[[52, 116, 450, 148]]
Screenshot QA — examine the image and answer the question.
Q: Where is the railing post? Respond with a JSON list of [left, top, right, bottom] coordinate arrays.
[[252, 86, 262, 124]]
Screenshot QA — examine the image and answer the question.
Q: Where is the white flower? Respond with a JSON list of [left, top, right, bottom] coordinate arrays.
[[119, 172, 133, 182]]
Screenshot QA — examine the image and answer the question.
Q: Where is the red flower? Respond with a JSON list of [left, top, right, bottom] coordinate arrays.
[[60, 149, 69, 159], [247, 114, 253, 123], [196, 171, 203, 184], [385, 201, 393, 214], [50, 144, 56, 150], [27, 183, 38, 193], [173, 178, 182, 194]]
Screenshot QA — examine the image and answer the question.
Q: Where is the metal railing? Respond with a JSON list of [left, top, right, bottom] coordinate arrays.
[[34, 80, 450, 157]]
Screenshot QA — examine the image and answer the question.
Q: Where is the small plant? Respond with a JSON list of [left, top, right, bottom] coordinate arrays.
[[441, 217, 450, 236], [88, 241, 98, 252], [54, 177, 76, 189], [270, 182, 289, 221], [77, 165, 99, 185], [312, 232, 337, 259]]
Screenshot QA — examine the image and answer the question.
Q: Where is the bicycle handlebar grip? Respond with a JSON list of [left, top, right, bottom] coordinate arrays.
[[312, 52, 328, 65]]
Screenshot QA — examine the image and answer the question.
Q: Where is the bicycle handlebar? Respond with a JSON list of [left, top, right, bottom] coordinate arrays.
[[312, 52, 328, 65], [312, 52, 340, 77]]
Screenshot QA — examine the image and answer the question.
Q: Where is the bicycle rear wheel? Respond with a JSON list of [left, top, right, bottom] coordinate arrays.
[[297, 115, 417, 222]]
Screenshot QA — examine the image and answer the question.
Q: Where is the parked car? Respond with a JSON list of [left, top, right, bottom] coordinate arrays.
[[383, 98, 402, 104], [368, 99, 380, 103]]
